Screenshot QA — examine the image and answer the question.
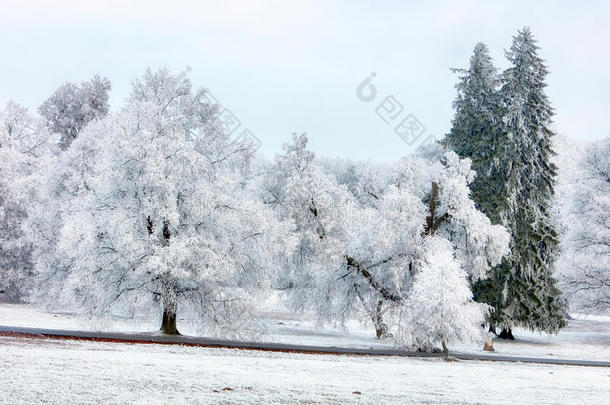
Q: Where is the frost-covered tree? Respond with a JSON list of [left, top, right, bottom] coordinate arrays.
[[31, 69, 288, 336], [398, 237, 488, 359], [262, 133, 349, 297], [336, 152, 508, 347], [38, 75, 111, 150], [559, 137, 610, 313], [483, 28, 566, 337], [0, 102, 53, 302]]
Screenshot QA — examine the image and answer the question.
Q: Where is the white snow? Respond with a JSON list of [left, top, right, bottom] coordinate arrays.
[[1, 334, 608, 404]]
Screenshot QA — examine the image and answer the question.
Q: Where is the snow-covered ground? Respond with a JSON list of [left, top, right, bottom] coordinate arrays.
[[1, 301, 609, 403], [1, 300, 609, 362], [1, 334, 609, 405]]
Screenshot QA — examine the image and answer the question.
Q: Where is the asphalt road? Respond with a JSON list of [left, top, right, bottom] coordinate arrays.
[[1, 325, 608, 367]]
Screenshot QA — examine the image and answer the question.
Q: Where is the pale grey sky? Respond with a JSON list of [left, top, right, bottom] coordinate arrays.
[[1, 0, 608, 161]]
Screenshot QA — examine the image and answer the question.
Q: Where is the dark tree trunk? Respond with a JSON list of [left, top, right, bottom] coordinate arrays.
[[498, 328, 515, 340], [160, 304, 180, 335], [423, 182, 449, 237], [150, 217, 179, 335], [159, 277, 180, 335], [441, 340, 449, 360]]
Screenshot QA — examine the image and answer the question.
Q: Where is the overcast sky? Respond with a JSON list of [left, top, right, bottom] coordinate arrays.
[[1, 0, 608, 161]]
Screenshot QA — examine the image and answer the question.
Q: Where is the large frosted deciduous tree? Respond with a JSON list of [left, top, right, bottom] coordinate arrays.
[[38, 75, 111, 150], [32, 69, 288, 335]]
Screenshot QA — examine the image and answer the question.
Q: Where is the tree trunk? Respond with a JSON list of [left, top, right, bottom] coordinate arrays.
[[441, 340, 449, 360], [374, 300, 389, 339], [160, 304, 180, 335], [159, 278, 180, 335], [375, 323, 388, 339], [498, 328, 515, 340]]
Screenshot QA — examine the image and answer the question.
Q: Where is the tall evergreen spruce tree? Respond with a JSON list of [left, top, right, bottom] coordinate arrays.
[[444, 29, 566, 337], [442, 43, 508, 225], [496, 27, 566, 336]]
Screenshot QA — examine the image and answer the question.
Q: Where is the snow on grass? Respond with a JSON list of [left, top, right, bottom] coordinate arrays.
[[1, 301, 609, 362], [0, 302, 158, 334], [1, 335, 609, 405], [452, 315, 610, 361]]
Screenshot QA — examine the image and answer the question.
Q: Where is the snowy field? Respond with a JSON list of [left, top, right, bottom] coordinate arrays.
[[0, 300, 609, 362], [1, 302, 609, 403], [1, 334, 609, 405]]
